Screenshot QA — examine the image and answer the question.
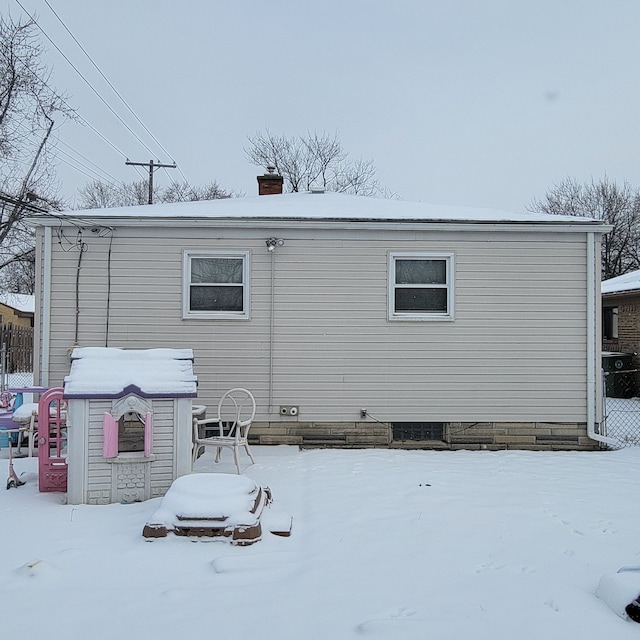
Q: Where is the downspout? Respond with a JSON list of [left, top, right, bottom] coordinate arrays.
[[265, 237, 285, 414], [586, 231, 617, 446], [268, 246, 275, 414], [41, 226, 52, 386]]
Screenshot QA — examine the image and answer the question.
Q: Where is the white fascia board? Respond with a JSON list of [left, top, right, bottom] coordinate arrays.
[[27, 216, 612, 235]]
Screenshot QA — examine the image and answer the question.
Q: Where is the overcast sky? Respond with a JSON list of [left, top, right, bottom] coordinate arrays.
[[8, 0, 640, 212]]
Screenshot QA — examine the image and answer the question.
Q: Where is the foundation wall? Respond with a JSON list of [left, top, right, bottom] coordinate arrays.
[[249, 420, 600, 451]]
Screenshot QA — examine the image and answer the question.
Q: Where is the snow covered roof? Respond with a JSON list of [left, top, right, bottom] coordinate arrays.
[[0, 293, 34, 314], [602, 269, 640, 295], [63, 347, 197, 398], [29, 192, 608, 227]]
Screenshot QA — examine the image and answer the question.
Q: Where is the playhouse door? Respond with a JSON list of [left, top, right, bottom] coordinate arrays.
[[38, 387, 68, 492]]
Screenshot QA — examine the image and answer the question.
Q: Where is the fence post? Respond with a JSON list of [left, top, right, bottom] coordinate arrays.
[[0, 341, 5, 392]]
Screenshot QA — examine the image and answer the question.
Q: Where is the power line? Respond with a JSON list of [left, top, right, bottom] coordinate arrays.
[[41, 0, 191, 187], [73, 112, 127, 159], [0, 191, 48, 214], [15, 0, 162, 160], [63, 127, 147, 183], [52, 115, 148, 182], [11, 2, 190, 193], [6, 16, 128, 164], [8, 3, 145, 187], [12, 118, 123, 186], [43, 0, 182, 173], [53, 145, 115, 184], [54, 137, 122, 185]]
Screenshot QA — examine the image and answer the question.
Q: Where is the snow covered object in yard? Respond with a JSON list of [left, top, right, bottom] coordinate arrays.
[[596, 566, 640, 623], [142, 473, 284, 544], [63, 347, 197, 505]]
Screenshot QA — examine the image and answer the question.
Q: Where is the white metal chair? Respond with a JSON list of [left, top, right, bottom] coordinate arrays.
[[192, 388, 256, 474], [11, 402, 39, 457]]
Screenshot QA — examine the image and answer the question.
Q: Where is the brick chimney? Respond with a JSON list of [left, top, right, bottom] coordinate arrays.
[[257, 167, 284, 195]]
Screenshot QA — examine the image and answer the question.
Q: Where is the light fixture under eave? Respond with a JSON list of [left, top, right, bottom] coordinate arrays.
[[265, 238, 285, 252], [91, 225, 114, 237]]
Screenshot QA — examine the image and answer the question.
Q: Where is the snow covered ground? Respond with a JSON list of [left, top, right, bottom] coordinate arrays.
[[0, 445, 639, 639]]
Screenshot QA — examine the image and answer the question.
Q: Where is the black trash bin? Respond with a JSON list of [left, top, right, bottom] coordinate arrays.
[[602, 352, 636, 398]]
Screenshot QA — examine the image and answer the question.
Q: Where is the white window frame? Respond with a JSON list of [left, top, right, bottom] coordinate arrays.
[[388, 252, 455, 321], [183, 250, 250, 320]]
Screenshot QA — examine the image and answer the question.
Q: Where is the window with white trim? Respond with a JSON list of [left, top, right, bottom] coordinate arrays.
[[389, 252, 454, 320], [183, 251, 250, 319]]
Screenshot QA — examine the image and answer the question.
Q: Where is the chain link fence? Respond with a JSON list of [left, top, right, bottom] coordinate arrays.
[[602, 368, 640, 449]]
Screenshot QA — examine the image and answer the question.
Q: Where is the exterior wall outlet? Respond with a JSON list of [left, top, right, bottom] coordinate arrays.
[[279, 406, 299, 416]]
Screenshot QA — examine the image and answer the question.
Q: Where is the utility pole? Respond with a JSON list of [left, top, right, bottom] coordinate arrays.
[[125, 159, 177, 204]]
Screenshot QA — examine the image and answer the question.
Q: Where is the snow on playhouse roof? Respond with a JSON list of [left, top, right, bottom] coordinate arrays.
[[63, 347, 198, 399], [29, 191, 608, 227], [602, 269, 640, 295]]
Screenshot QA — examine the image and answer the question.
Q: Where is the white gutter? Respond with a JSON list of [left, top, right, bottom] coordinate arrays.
[[29, 218, 611, 234], [41, 226, 52, 386], [587, 232, 617, 446]]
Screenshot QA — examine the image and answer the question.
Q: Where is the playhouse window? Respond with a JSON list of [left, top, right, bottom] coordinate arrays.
[[183, 250, 250, 319], [103, 411, 152, 459], [118, 412, 145, 452], [389, 252, 454, 320]]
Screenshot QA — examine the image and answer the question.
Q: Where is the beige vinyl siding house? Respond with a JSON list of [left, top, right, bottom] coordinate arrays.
[[30, 191, 611, 450]]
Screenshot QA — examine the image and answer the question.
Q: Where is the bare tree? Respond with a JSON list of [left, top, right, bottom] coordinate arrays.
[[161, 180, 237, 202], [528, 177, 640, 279], [77, 179, 236, 209], [119, 180, 150, 207], [77, 180, 124, 209], [0, 250, 35, 294], [332, 158, 380, 196], [0, 15, 71, 291], [245, 129, 383, 196]]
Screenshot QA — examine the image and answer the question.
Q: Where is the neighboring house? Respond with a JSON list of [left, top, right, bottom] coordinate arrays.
[[0, 293, 35, 328], [0, 293, 35, 374], [602, 269, 640, 354], [28, 175, 612, 451]]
